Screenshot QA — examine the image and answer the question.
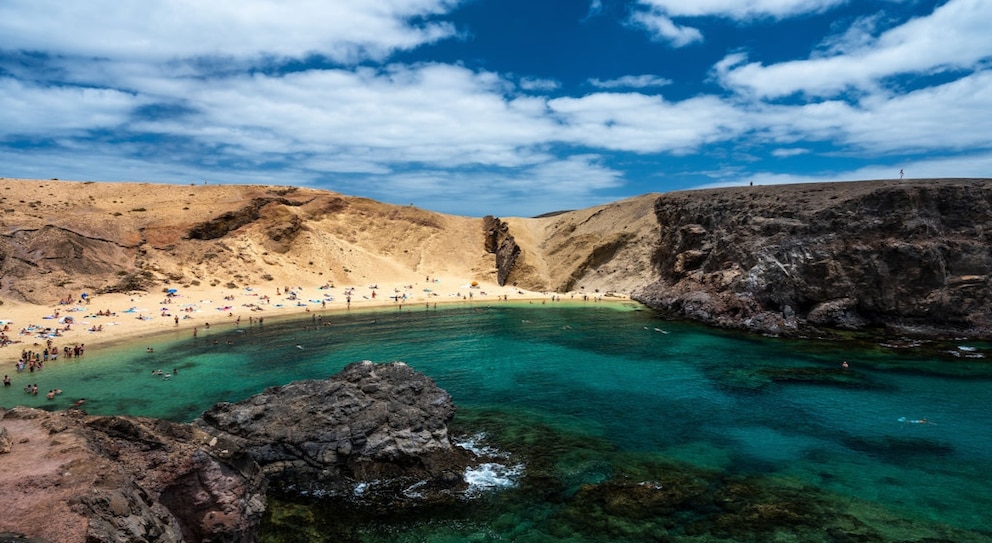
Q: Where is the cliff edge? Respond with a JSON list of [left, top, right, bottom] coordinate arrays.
[[632, 179, 992, 337]]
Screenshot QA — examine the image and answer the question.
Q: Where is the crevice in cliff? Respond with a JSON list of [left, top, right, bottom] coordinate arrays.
[[483, 215, 520, 286]]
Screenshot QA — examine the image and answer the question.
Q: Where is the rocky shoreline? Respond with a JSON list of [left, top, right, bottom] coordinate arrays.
[[631, 179, 992, 340], [0, 362, 494, 543]]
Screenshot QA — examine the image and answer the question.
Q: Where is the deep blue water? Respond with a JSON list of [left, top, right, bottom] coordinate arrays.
[[5, 302, 992, 541]]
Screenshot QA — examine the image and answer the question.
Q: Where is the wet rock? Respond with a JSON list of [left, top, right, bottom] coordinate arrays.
[[1, 362, 475, 541], [195, 361, 474, 504]]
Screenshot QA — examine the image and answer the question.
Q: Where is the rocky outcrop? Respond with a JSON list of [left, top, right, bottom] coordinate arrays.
[[185, 197, 304, 241], [0, 407, 266, 543], [483, 215, 520, 286], [633, 179, 992, 337], [0, 362, 476, 542], [194, 361, 473, 504]]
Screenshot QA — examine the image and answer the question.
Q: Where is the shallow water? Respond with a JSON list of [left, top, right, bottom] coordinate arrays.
[[4, 302, 991, 541]]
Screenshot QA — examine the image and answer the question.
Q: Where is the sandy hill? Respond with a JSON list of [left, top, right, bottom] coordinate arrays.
[[0, 178, 657, 306]]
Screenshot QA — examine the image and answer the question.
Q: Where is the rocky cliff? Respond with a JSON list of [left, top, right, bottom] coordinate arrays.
[[632, 179, 992, 337], [482, 215, 520, 286]]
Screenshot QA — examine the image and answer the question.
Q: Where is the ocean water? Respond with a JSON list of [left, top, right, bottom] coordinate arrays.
[[4, 302, 992, 542]]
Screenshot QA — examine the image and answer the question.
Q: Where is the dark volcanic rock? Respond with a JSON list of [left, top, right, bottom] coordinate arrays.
[[195, 361, 473, 504], [2, 362, 475, 541], [633, 179, 992, 338], [483, 215, 521, 286]]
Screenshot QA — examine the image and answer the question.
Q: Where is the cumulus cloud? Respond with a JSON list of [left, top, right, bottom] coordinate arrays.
[[0, 0, 461, 64], [746, 69, 992, 155], [630, 0, 846, 45], [715, 0, 992, 98], [1, 0, 988, 216], [549, 93, 746, 153], [629, 10, 703, 47]]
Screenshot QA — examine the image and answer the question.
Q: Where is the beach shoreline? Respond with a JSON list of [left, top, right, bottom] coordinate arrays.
[[2, 276, 631, 367]]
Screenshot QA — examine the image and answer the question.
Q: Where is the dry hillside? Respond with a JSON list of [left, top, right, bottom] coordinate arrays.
[[503, 194, 661, 295], [0, 179, 654, 305]]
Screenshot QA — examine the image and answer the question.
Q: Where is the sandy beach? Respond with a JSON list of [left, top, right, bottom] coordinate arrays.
[[2, 275, 615, 366], [0, 179, 639, 381]]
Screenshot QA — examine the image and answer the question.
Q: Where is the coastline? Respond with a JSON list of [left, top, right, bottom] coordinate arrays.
[[2, 275, 634, 370]]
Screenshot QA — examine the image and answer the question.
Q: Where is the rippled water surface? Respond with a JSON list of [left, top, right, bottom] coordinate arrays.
[[5, 302, 992, 541]]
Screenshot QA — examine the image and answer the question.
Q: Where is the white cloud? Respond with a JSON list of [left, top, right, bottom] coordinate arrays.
[[519, 77, 561, 92], [350, 156, 624, 217], [715, 0, 992, 98], [752, 70, 992, 154], [629, 10, 703, 47], [549, 92, 746, 153], [814, 12, 884, 57], [630, 0, 846, 45], [0, 0, 461, 64], [125, 64, 559, 168], [770, 148, 810, 158], [0, 78, 140, 135], [588, 75, 672, 89], [634, 0, 846, 20], [584, 0, 604, 21]]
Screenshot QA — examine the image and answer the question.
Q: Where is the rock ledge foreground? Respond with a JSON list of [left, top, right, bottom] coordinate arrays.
[[0, 362, 479, 543]]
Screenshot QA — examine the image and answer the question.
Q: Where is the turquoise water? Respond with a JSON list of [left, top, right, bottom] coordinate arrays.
[[4, 302, 992, 541]]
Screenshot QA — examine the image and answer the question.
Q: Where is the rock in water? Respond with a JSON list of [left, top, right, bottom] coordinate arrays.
[[0, 362, 477, 541], [195, 361, 473, 504]]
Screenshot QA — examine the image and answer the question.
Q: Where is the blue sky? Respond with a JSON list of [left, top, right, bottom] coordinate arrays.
[[1, 0, 990, 217]]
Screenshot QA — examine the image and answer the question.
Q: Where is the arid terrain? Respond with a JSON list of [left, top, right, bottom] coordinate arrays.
[[0, 178, 656, 305], [3, 176, 992, 345]]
